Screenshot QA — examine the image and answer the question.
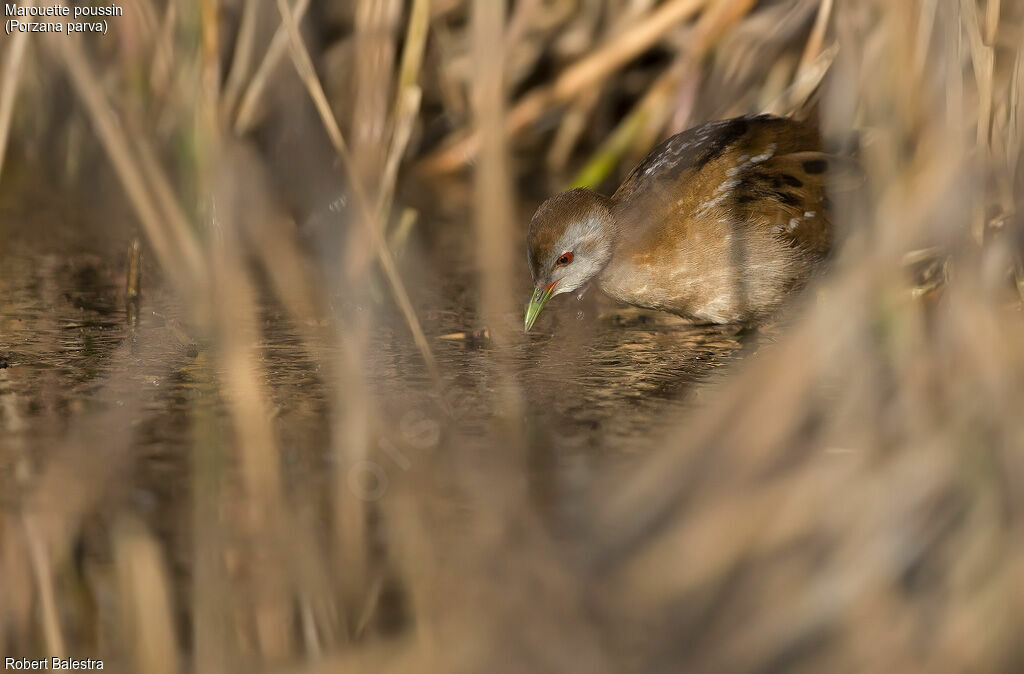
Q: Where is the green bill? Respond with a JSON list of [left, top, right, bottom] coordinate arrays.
[[524, 283, 557, 332]]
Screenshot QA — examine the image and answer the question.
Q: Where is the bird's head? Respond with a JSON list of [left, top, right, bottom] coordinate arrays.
[[525, 188, 614, 332]]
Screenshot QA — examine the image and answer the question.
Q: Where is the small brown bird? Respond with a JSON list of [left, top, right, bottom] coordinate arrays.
[[525, 114, 833, 331]]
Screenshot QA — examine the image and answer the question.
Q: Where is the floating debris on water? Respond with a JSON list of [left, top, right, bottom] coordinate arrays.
[[438, 328, 491, 347]]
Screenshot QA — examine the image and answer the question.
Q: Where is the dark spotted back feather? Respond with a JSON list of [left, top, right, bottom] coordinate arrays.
[[612, 114, 833, 259]]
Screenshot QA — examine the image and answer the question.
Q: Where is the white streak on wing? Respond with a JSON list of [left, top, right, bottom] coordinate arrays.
[[644, 137, 694, 176], [694, 177, 740, 218], [692, 142, 777, 219], [751, 143, 776, 163]]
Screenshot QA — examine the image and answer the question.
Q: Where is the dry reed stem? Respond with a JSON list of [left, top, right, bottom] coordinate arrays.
[[125, 236, 141, 305], [545, 0, 651, 172], [572, 0, 757, 187], [208, 151, 282, 508], [418, 0, 711, 174], [129, 129, 204, 276], [395, 0, 432, 112], [125, 0, 158, 40], [546, 87, 600, 173], [376, 0, 431, 213], [200, 21, 302, 657], [212, 152, 375, 643], [586, 2, 1021, 665], [222, 160, 357, 649], [938, 0, 965, 134], [1009, 49, 1023, 183], [913, 0, 939, 79], [430, 0, 465, 19], [352, 0, 400, 188], [543, 0, 707, 99], [113, 517, 181, 674], [219, 0, 259, 120], [4, 339, 165, 665], [471, 0, 524, 425], [239, 202, 327, 328], [429, 20, 469, 119], [20, 514, 65, 659], [43, 28, 203, 293], [471, 0, 512, 308], [377, 87, 422, 226], [233, 0, 312, 136], [666, 64, 701, 134], [271, 639, 423, 674], [984, 0, 1001, 44], [504, 0, 542, 51], [960, 0, 995, 242], [797, 0, 834, 76], [269, 0, 376, 631], [190, 367, 231, 674], [380, 489, 441, 657], [0, 0, 34, 183], [148, 1, 177, 97], [211, 240, 296, 659], [992, 38, 1022, 215], [388, 207, 419, 252], [199, 0, 221, 133], [570, 60, 682, 188], [329, 388, 370, 637], [273, 0, 439, 383], [201, 153, 312, 663], [375, 0, 431, 228], [688, 0, 757, 55], [767, 42, 837, 116], [298, 597, 321, 657]]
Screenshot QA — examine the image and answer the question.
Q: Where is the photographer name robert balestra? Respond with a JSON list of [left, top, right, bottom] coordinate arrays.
[[5, 658, 103, 670]]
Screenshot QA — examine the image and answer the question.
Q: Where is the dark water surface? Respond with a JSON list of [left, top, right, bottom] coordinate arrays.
[[0, 193, 751, 538]]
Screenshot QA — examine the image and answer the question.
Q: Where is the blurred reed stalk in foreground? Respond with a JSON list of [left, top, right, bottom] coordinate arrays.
[[0, 0, 1023, 673]]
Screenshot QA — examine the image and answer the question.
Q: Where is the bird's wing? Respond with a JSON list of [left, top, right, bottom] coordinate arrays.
[[729, 149, 834, 257], [612, 115, 837, 258]]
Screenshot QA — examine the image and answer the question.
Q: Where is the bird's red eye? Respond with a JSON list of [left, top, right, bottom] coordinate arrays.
[[557, 252, 573, 265]]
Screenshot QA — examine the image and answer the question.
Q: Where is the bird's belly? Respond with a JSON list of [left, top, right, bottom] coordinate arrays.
[[598, 266, 740, 323], [598, 244, 807, 324]]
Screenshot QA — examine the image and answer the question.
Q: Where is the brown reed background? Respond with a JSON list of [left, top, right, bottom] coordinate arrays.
[[1, 0, 1024, 672]]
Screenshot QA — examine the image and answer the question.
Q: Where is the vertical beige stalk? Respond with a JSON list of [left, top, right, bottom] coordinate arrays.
[[329, 337, 371, 637], [352, 0, 400, 192], [345, 0, 398, 282], [342, 0, 399, 629], [375, 0, 431, 220], [43, 15, 204, 293], [0, 0, 34, 182], [960, 0, 995, 242], [272, 0, 439, 382], [797, 0, 834, 75], [113, 517, 181, 674], [219, 0, 259, 119], [472, 0, 511, 333], [199, 0, 295, 659], [233, 0, 312, 136], [472, 0, 524, 429], [21, 514, 65, 660], [198, 0, 221, 132], [190, 363, 230, 674]]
